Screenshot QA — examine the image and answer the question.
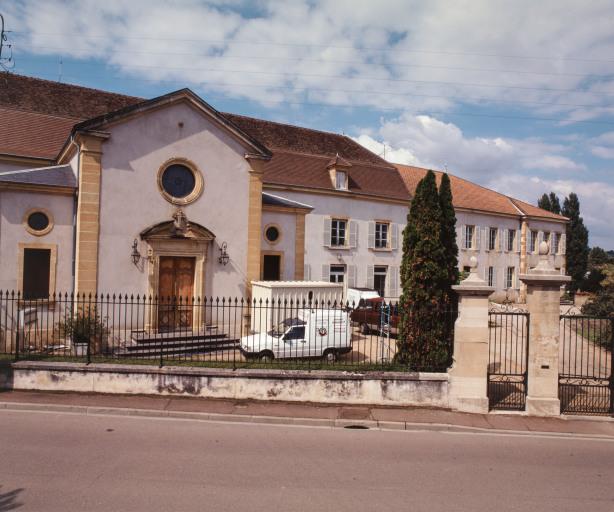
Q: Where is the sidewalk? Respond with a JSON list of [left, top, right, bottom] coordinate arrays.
[[1, 389, 613, 437]]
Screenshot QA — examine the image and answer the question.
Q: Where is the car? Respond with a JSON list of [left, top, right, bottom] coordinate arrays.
[[346, 287, 380, 310], [350, 298, 399, 336], [240, 308, 352, 362]]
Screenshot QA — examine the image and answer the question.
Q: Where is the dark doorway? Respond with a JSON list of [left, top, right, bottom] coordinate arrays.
[[23, 248, 51, 299], [262, 254, 281, 281]]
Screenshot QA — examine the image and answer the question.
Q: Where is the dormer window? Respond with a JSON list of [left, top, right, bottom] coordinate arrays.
[[335, 170, 347, 190]]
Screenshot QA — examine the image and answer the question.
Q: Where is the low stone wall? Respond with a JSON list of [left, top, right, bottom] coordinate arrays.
[[0, 361, 449, 408]]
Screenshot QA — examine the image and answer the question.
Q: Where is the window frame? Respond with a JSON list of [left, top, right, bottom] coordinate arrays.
[[373, 265, 387, 297], [507, 229, 516, 252], [554, 232, 561, 254], [374, 221, 390, 249], [330, 218, 347, 247], [488, 227, 497, 251], [23, 208, 54, 237], [17, 243, 57, 301], [506, 266, 515, 289], [263, 223, 282, 245], [464, 225, 475, 250], [335, 171, 348, 190], [488, 266, 495, 287], [530, 230, 538, 253], [157, 157, 204, 206], [329, 264, 346, 284]]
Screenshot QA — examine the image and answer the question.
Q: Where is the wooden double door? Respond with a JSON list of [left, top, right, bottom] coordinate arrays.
[[158, 256, 196, 331]]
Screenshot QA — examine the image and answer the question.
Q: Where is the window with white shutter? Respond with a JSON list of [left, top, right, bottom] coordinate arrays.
[[475, 226, 481, 250], [367, 221, 375, 249], [323, 217, 332, 247], [391, 223, 399, 250], [515, 229, 521, 252], [321, 264, 330, 281], [366, 265, 375, 289], [387, 266, 399, 298], [561, 233, 566, 255], [347, 265, 357, 288], [349, 221, 358, 248]]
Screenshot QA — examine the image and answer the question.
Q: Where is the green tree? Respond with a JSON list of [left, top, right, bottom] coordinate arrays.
[[397, 171, 449, 369], [582, 247, 612, 293], [562, 193, 589, 293], [439, 173, 458, 300], [549, 192, 561, 214], [537, 193, 551, 211]]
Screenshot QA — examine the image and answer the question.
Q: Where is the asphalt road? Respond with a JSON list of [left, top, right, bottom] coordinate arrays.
[[0, 410, 613, 512]]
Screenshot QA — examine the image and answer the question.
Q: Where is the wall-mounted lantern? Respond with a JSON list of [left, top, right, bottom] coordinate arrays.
[[131, 239, 141, 266], [218, 242, 230, 265]]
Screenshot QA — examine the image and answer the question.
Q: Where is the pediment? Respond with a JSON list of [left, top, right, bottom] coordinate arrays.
[[140, 210, 215, 242]]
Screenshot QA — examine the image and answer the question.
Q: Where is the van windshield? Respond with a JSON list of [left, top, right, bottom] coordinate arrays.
[[268, 318, 305, 338]]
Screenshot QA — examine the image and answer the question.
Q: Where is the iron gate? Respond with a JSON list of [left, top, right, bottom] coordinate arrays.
[[559, 314, 613, 416], [488, 307, 530, 411]]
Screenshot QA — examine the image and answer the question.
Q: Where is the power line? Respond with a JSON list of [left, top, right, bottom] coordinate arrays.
[[16, 43, 614, 79], [14, 30, 614, 64], [15, 70, 614, 126], [12, 66, 612, 111], [18, 59, 614, 97]]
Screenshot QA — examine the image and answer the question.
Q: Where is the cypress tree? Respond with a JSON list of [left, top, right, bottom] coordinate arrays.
[[397, 171, 448, 368], [439, 173, 459, 294], [549, 192, 561, 214], [562, 193, 589, 293], [537, 193, 552, 211]]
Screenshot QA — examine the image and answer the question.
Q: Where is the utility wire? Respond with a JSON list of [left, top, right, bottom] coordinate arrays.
[[14, 30, 614, 64]]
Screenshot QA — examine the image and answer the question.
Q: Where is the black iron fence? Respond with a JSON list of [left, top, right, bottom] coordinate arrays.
[[0, 291, 456, 372], [487, 307, 530, 411], [559, 314, 613, 416]]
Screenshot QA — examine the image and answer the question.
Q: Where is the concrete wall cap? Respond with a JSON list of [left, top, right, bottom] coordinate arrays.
[[519, 273, 572, 285]]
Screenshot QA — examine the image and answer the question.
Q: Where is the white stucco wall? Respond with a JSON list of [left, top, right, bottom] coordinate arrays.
[[96, 101, 253, 298], [265, 189, 406, 299], [0, 190, 74, 292], [261, 210, 296, 280]]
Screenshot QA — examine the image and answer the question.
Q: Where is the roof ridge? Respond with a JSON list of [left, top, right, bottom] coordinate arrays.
[[273, 148, 395, 169], [1, 73, 142, 103]]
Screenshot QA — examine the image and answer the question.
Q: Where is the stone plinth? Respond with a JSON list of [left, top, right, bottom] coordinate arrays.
[[449, 257, 494, 414], [520, 242, 571, 417]]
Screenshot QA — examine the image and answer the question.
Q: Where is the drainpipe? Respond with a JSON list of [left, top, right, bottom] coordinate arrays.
[[69, 134, 80, 296]]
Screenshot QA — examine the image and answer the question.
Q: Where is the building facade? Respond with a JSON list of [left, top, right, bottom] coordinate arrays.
[[0, 74, 567, 307]]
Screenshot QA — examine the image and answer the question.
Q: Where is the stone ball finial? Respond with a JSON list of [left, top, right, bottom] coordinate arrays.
[[469, 255, 478, 269], [539, 241, 549, 256]]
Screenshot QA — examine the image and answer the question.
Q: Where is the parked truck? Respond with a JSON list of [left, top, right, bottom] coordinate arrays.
[[240, 308, 352, 362]]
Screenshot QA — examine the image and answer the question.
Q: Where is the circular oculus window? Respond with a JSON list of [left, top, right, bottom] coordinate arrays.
[[265, 226, 280, 243], [157, 159, 204, 205], [24, 209, 53, 236]]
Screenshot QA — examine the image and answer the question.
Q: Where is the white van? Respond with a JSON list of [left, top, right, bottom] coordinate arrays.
[[240, 309, 352, 362], [346, 288, 380, 310]]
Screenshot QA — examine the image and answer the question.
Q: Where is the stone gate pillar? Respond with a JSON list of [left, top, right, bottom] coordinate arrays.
[[449, 256, 494, 413], [520, 241, 571, 416]]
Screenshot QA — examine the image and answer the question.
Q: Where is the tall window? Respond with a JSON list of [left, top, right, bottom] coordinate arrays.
[[554, 232, 561, 254], [335, 171, 347, 190], [507, 229, 516, 252], [375, 222, 389, 249], [331, 219, 347, 246], [329, 265, 346, 284], [23, 248, 51, 300], [488, 266, 495, 287], [488, 227, 497, 251], [374, 266, 387, 297], [530, 230, 538, 253], [506, 266, 515, 289], [464, 225, 475, 249]]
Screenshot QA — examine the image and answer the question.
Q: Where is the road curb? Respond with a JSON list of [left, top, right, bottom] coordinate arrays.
[[2, 400, 614, 439]]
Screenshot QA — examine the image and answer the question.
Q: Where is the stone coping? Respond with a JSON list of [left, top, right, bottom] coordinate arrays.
[[519, 273, 572, 284], [10, 360, 449, 383]]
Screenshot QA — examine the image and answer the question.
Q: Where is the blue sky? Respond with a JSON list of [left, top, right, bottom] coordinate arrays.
[[3, 0, 614, 248]]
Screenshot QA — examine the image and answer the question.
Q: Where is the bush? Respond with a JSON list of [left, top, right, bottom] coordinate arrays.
[[58, 309, 108, 354]]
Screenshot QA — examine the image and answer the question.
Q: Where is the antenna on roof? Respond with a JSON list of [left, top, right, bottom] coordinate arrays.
[[0, 13, 15, 72]]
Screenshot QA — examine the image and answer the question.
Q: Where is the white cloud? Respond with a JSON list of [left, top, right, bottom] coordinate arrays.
[[589, 131, 614, 159], [5, 0, 614, 120], [354, 112, 613, 248]]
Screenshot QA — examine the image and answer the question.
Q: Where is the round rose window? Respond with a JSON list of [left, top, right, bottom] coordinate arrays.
[[27, 211, 50, 232], [161, 164, 196, 199], [265, 226, 280, 243]]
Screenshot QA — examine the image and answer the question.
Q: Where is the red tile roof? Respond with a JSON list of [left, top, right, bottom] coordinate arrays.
[[395, 164, 567, 221]]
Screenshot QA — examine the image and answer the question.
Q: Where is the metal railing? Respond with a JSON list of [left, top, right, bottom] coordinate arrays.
[[559, 314, 613, 416], [488, 306, 530, 411], [0, 291, 456, 373]]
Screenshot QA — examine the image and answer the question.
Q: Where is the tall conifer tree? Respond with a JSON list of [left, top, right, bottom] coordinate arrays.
[[538, 193, 552, 211], [549, 192, 561, 214], [397, 171, 448, 368], [562, 193, 589, 293], [439, 173, 458, 297]]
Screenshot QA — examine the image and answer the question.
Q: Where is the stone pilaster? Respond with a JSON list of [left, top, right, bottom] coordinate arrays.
[[294, 212, 306, 280], [246, 157, 265, 293], [520, 241, 571, 416], [449, 256, 494, 413], [74, 132, 108, 297]]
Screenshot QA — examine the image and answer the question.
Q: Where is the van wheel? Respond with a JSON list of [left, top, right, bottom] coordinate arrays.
[[258, 351, 274, 363], [361, 323, 370, 335], [323, 349, 338, 363]]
